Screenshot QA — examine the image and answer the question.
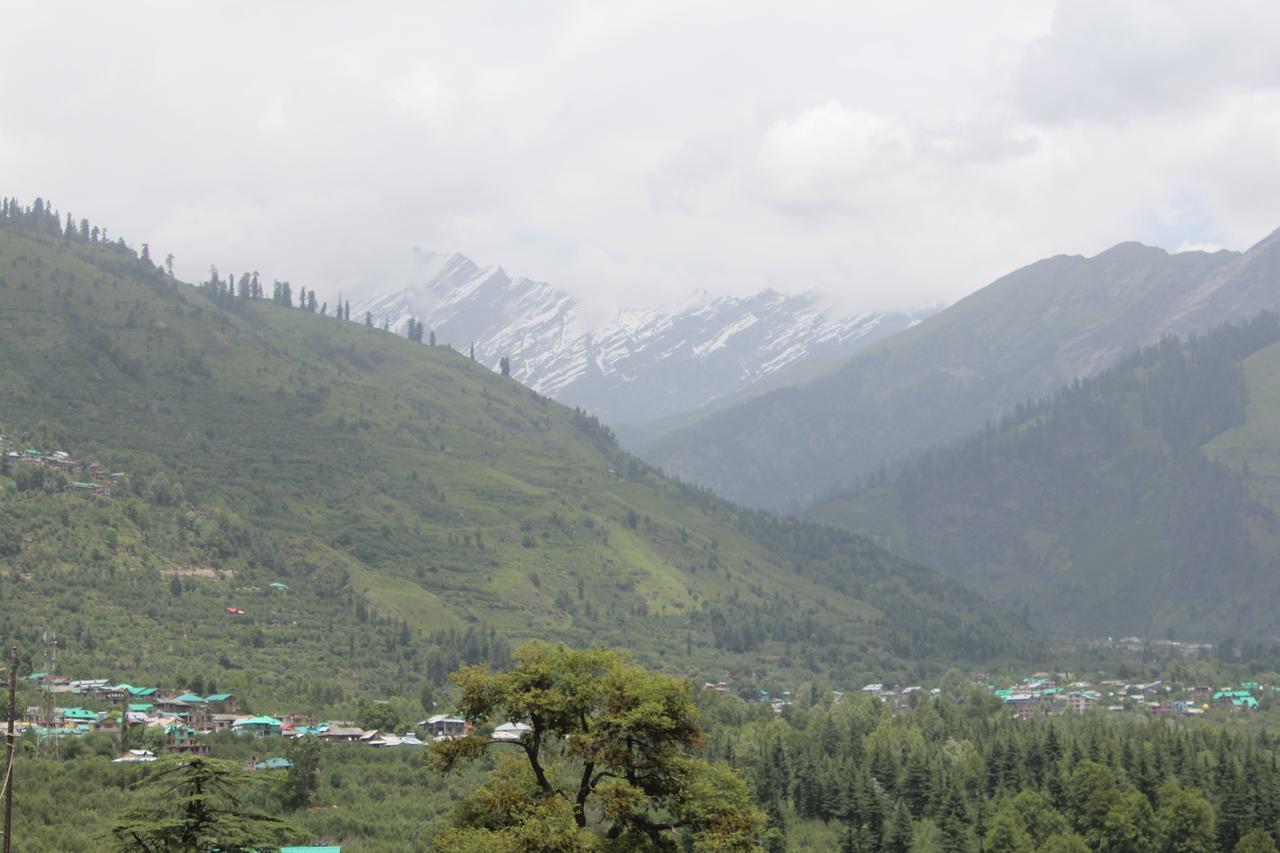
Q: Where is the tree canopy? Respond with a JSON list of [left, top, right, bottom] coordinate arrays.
[[105, 754, 297, 852], [431, 642, 765, 851]]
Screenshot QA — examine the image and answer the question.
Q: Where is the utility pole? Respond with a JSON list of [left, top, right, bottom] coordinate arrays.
[[5, 645, 17, 853]]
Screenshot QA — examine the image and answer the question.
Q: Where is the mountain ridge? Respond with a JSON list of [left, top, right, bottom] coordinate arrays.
[[351, 250, 930, 430], [640, 232, 1279, 511]]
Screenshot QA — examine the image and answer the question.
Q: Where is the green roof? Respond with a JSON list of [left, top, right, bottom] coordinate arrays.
[[234, 716, 283, 728], [120, 684, 157, 697], [61, 708, 98, 721], [204, 693, 232, 702], [174, 693, 206, 704], [128, 703, 154, 712], [255, 757, 293, 770], [269, 582, 289, 590]]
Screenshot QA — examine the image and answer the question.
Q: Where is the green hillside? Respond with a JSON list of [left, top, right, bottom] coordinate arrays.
[[0, 202, 1033, 710], [643, 235, 1280, 511], [812, 314, 1280, 639]]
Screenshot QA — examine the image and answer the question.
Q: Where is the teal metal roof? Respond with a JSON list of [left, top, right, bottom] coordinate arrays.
[[61, 708, 98, 721], [255, 757, 293, 770]]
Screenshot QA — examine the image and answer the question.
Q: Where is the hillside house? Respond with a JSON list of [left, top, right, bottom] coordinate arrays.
[[155, 696, 193, 715], [94, 715, 123, 735], [59, 708, 99, 725], [420, 714, 468, 739], [1069, 692, 1098, 714], [203, 692, 239, 712], [317, 725, 366, 743], [492, 722, 533, 741], [232, 716, 284, 737], [210, 714, 241, 731]]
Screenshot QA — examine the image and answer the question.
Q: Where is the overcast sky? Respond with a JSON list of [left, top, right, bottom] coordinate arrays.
[[4, 1, 1280, 314]]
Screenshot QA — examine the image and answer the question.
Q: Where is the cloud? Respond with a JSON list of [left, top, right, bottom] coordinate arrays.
[[2, 1, 1280, 316], [1015, 0, 1280, 124]]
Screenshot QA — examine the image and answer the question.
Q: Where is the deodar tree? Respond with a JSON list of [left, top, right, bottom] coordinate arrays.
[[430, 642, 765, 851], [104, 755, 297, 852]]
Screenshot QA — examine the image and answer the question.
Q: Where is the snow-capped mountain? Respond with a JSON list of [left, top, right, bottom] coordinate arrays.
[[351, 250, 929, 430]]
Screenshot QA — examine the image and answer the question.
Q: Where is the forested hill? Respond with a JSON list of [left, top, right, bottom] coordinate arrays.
[[642, 232, 1280, 511], [811, 314, 1280, 639], [0, 200, 1034, 708]]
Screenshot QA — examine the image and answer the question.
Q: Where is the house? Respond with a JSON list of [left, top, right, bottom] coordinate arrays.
[[420, 715, 468, 739], [111, 749, 157, 764], [70, 678, 110, 694], [1068, 692, 1098, 715], [60, 708, 100, 725], [269, 582, 289, 592], [167, 731, 210, 755], [155, 696, 192, 715], [210, 714, 241, 731], [491, 722, 533, 742], [203, 693, 239, 712], [232, 716, 284, 737], [316, 725, 366, 743], [94, 715, 123, 735], [368, 734, 425, 747]]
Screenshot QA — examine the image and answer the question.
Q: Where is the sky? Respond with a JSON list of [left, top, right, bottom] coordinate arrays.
[[3, 0, 1280, 315]]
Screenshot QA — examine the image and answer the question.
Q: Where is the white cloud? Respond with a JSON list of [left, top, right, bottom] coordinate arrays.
[[1, 1, 1278, 315]]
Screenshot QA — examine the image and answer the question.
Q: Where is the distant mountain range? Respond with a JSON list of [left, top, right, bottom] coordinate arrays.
[[350, 250, 929, 430], [640, 229, 1280, 511]]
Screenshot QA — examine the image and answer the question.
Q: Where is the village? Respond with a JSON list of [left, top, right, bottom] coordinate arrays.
[[704, 665, 1274, 720], [986, 672, 1268, 717], [0, 433, 127, 497], [11, 670, 504, 762], [15, 662, 1271, 765]]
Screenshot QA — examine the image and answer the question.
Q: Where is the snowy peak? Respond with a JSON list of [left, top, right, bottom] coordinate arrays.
[[352, 252, 929, 429]]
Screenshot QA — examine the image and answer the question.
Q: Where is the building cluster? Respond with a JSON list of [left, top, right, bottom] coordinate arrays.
[[0, 434, 126, 496], [991, 673, 1269, 718], [15, 674, 540, 759]]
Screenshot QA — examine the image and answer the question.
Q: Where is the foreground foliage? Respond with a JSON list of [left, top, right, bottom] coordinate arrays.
[[431, 643, 765, 851]]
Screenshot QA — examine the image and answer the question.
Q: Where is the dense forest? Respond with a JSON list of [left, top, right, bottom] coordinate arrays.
[[814, 314, 1280, 640]]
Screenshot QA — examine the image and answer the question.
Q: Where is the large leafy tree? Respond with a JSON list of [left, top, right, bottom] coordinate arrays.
[[430, 642, 764, 851], [105, 755, 297, 852]]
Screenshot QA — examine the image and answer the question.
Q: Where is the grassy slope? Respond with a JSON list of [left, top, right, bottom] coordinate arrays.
[[812, 317, 1280, 639], [0, 224, 1031, 706]]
